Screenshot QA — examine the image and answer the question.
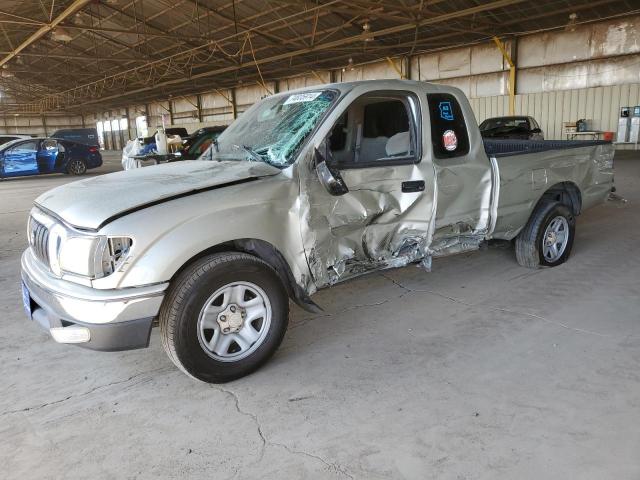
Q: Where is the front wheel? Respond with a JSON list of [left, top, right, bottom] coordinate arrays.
[[515, 201, 576, 268], [66, 158, 87, 175], [159, 252, 289, 383]]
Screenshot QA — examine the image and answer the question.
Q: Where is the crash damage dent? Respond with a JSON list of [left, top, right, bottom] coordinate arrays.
[[427, 156, 495, 257], [232, 238, 322, 313], [84, 166, 313, 306], [298, 153, 435, 290], [583, 143, 615, 209]]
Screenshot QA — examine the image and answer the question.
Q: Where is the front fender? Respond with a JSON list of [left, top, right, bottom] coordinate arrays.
[[91, 174, 314, 295]]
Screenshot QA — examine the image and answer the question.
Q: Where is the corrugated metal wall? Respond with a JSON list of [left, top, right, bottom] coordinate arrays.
[[0, 114, 85, 137], [469, 83, 640, 144]]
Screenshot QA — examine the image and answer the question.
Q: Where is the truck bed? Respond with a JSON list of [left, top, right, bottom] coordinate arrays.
[[486, 138, 614, 241], [484, 139, 610, 158]]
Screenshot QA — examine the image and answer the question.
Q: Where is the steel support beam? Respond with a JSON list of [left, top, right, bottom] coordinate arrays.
[[405, 56, 412, 80], [50, 0, 527, 109], [196, 94, 203, 122], [0, 0, 92, 69], [230, 88, 237, 120], [168, 99, 174, 125], [125, 107, 131, 140]]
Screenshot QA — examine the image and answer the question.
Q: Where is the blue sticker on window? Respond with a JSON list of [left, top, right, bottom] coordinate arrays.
[[439, 101, 454, 121]]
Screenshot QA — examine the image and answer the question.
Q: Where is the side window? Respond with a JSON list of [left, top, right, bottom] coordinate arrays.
[[14, 141, 38, 153], [329, 112, 348, 152], [42, 139, 57, 150], [426, 93, 470, 159], [330, 92, 419, 168]]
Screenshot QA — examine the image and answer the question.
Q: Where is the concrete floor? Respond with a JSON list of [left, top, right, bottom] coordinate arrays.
[[1, 151, 639, 480]]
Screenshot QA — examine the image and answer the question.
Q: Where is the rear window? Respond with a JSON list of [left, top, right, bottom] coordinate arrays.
[[427, 93, 469, 159]]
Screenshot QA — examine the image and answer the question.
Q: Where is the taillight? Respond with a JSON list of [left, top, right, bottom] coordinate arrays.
[[88, 146, 99, 153]]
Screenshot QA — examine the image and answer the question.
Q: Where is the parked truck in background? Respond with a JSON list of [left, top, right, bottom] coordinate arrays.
[[20, 80, 614, 383]]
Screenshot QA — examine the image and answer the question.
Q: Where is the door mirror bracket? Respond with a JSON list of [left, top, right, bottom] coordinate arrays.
[[314, 147, 349, 196]]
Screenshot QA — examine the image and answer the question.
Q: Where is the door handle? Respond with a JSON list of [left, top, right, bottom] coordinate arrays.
[[401, 180, 425, 193]]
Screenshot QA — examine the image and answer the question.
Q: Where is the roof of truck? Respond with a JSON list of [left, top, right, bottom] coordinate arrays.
[[277, 79, 452, 96]]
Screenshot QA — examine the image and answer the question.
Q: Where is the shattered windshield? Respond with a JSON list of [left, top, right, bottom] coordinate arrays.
[[199, 89, 338, 167]]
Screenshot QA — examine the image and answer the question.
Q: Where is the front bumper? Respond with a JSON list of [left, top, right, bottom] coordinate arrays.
[[21, 249, 168, 351]]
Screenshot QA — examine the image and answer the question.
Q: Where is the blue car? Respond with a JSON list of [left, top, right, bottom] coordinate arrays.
[[0, 137, 102, 178]]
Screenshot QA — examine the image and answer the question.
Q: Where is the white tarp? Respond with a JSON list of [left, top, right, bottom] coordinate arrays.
[[122, 139, 142, 170]]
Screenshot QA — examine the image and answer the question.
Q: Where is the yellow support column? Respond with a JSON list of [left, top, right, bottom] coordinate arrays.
[[386, 56, 406, 79], [311, 70, 327, 84], [493, 36, 516, 115]]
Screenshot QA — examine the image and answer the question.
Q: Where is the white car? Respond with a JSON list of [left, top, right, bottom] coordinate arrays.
[[0, 134, 32, 146]]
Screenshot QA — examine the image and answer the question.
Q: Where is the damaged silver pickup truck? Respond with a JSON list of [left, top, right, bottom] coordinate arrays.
[[21, 80, 614, 383]]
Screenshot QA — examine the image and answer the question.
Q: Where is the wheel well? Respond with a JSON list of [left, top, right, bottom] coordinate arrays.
[[539, 182, 582, 215], [170, 239, 322, 314]]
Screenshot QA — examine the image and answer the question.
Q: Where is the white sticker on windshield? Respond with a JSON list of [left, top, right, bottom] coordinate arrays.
[[283, 92, 322, 105]]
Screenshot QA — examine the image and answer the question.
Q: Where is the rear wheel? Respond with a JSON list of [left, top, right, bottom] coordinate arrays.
[[159, 252, 289, 383], [515, 201, 575, 268], [66, 158, 87, 175]]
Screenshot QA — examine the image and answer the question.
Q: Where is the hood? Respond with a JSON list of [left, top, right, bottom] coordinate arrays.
[[35, 160, 281, 230]]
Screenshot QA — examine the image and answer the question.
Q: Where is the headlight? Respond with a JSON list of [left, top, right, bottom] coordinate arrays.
[[28, 211, 133, 280], [55, 233, 132, 279], [57, 236, 101, 277]]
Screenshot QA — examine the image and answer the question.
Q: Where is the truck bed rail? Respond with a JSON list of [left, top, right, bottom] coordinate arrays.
[[484, 139, 610, 158]]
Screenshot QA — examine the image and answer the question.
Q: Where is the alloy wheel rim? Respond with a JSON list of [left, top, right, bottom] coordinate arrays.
[[542, 216, 569, 262], [70, 160, 85, 174], [197, 281, 272, 362]]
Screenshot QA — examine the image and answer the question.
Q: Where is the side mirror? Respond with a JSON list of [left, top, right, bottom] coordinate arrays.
[[314, 147, 348, 196]]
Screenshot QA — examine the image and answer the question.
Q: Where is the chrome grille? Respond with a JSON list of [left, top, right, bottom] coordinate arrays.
[[29, 217, 50, 266]]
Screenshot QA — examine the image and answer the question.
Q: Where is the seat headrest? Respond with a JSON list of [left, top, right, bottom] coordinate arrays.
[[385, 131, 410, 157]]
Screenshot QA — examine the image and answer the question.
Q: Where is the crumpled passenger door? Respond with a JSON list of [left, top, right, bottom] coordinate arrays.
[[2, 140, 39, 176], [299, 89, 436, 289]]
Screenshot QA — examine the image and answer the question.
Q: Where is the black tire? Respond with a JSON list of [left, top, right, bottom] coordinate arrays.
[[159, 252, 289, 383], [66, 158, 87, 175], [515, 201, 575, 268]]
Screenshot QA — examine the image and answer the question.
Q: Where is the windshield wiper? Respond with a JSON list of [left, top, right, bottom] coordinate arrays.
[[234, 144, 279, 167], [233, 144, 264, 162]]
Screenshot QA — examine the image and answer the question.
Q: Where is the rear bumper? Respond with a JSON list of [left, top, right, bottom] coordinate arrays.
[[21, 249, 168, 351], [87, 153, 103, 169]]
